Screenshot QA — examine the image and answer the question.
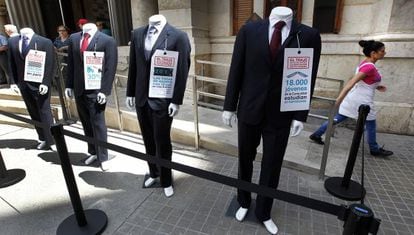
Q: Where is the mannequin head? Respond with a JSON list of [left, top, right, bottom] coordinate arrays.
[[4, 24, 18, 37], [270, 6, 293, 21], [148, 14, 167, 26], [20, 27, 35, 37], [82, 23, 97, 34]]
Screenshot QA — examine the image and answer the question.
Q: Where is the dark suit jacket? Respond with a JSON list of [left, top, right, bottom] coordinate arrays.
[[223, 20, 321, 127], [126, 23, 191, 109], [66, 31, 118, 97], [8, 34, 55, 90]]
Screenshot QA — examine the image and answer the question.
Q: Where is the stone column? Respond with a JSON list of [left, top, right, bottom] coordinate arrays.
[[131, 0, 158, 28], [4, 0, 46, 35]]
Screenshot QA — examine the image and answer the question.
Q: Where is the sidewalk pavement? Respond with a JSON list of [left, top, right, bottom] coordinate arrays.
[[0, 108, 413, 234]]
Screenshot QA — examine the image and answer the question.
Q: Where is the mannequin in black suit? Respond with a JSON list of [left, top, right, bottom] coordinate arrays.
[[8, 28, 55, 150], [65, 23, 118, 171], [222, 7, 321, 234], [126, 14, 191, 197]]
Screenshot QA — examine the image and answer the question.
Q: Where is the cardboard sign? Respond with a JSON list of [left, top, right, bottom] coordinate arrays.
[[148, 49, 179, 98], [84, 51, 104, 90], [280, 48, 314, 111], [24, 50, 46, 83]]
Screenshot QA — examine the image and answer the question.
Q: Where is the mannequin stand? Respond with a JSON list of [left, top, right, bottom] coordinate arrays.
[[0, 151, 25, 188]]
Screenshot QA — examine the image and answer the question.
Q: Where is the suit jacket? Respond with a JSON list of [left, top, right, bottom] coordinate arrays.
[[8, 34, 55, 90], [223, 19, 321, 127], [66, 31, 118, 97], [126, 23, 191, 110]]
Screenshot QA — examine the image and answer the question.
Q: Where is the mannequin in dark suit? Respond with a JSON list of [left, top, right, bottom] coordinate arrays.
[[8, 28, 55, 150], [126, 14, 191, 197], [65, 23, 118, 171], [222, 7, 321, 234]]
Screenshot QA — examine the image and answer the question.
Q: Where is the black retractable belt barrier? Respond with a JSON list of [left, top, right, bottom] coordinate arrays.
[[0, 151, 26, 188], [51, 124, 107, 235], [0, 109, 381, 234], [325, 105, 370, 201]]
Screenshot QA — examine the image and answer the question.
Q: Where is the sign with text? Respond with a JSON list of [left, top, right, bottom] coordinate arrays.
[[149, 49, 179, 98], [280, 48, 314, 111], [83, 51, 104, 90], [24, 50, 46, 83]]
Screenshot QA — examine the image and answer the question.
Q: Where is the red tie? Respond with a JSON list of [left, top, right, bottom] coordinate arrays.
[[80, 33, 90, 53], [270, 21, 286, 61]]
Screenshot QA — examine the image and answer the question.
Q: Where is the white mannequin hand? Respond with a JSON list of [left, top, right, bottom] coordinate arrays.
[[65, 88, 73, 99], [39, 84, 48, 95], [290, 120, 304, 137], [168, 103, 179, 117], [10, 84, 20, 94], [97, 92, 106, 104], [222, 111, 236, 128], [126, 97, 135, 110]]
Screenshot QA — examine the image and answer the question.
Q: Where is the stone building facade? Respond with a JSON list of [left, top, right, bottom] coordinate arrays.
[[1, 0, 413, 134]]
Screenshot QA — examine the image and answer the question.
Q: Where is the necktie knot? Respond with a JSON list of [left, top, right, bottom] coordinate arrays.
[[23, 36, 29, 41], [83, 33, 90, 39], [274, 21, 286, 31], [148, 26, 157, 36]]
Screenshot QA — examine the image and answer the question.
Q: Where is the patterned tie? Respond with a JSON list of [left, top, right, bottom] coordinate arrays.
[[80, 33, 90, 53], [148, 26, 158, 46], [21, 36, 30, 56], [270, 21, 286, 61]]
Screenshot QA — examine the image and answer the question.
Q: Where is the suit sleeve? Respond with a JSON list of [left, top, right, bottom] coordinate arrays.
[[223, 25, 247, 112], [171, 31, 191, 105], [100, 36, 118, 96], [66, 36, 74, 89], [293, 29, 322, 122], [126, 30, 136, 97], [42, 38, 55, 87]]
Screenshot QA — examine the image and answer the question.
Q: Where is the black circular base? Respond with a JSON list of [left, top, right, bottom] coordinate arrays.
[[57, 209, 107, 235], [0, 169, 26, 188], [324, 177, 365, 201]]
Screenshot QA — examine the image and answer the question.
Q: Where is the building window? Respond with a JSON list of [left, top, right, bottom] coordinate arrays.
[[265, 0, 303, 22], [233, 0, 254, 35], [313, 0, 344, 33]]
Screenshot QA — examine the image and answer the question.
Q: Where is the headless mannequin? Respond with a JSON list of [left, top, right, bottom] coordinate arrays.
[[11, 28, 49, 95], [225, 7, 302, 235], [64, 23, 107, 104], [126, 15, 179, 118], [223, 6, 302, 136]]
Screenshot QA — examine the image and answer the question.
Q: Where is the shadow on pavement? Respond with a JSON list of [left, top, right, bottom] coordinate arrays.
[[79, 171, 142, 190], [0, 139, 39, 149], [37, 152, 90, 166]]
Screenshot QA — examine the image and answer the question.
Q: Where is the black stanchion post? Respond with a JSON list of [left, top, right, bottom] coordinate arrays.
[[324, 105, 370, 201], [0, 151, 26, 188], [51, 124, 107, 235]]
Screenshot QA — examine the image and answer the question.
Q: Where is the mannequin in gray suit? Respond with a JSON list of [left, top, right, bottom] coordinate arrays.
[[65, 23, 118, 171], [8, 28, 55, 150], [126, 14, 191, 197]]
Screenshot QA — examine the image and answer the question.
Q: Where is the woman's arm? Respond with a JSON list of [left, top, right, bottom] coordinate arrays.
[[335, 72, 366, 107]]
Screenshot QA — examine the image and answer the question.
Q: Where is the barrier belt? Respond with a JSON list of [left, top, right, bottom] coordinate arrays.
[[63, 128, 344, 217], [0, 110, 345, 217], [0, 109, 47, 129]]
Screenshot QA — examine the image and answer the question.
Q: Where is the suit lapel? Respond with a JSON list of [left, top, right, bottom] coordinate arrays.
[[273, 20, 301, 66], [259, 19, 272, 66], [150, 24, 170, 56], [87, 32, 100, 52]]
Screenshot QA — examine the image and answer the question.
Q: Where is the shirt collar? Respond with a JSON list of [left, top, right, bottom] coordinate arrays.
[[83, 27, 97, 39], [269, 16, 292, 31], [149, 21, 166, 34]]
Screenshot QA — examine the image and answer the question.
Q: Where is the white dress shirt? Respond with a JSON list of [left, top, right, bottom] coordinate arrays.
[[268, 15, 292, 45]]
